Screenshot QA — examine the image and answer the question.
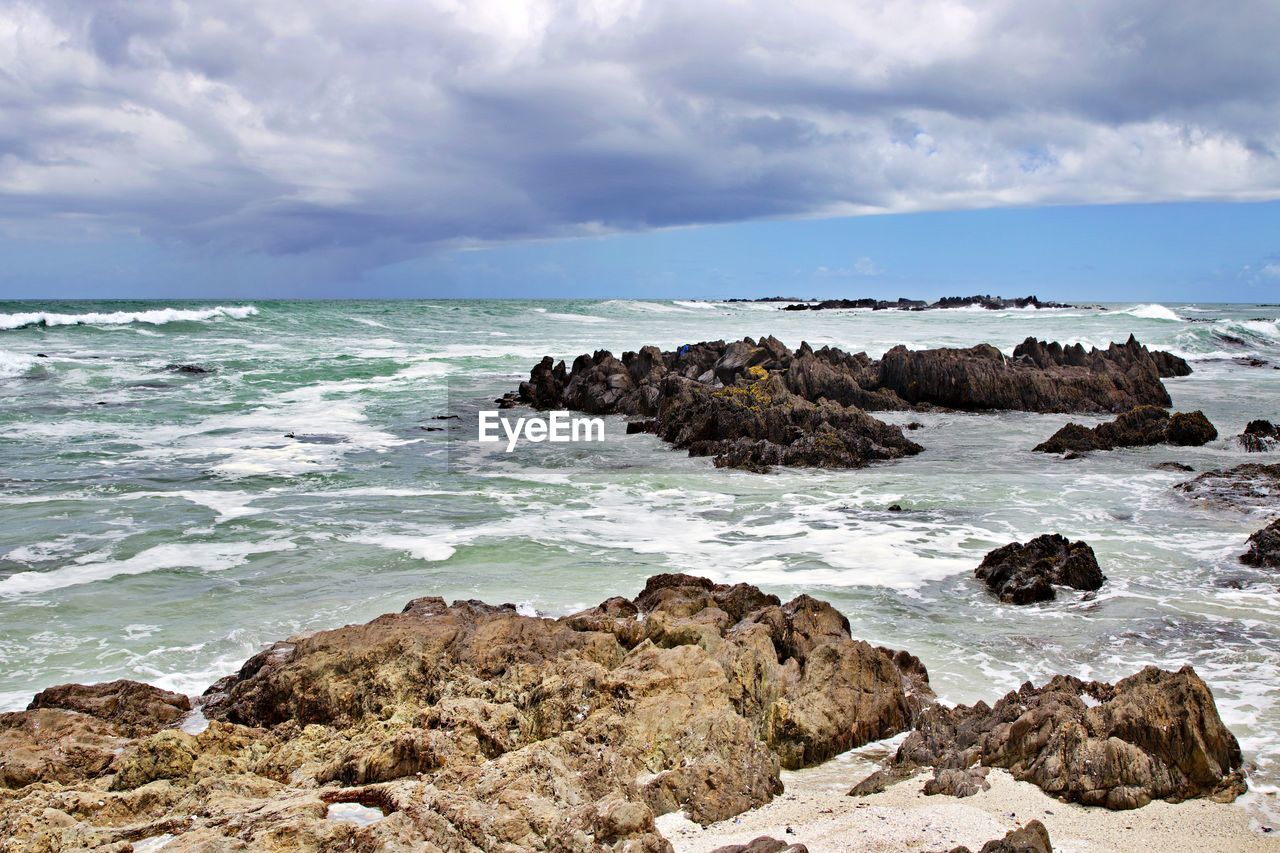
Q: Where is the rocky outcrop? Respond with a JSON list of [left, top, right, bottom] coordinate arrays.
[[27, 680, 191, 738], [780, 295, 1072, 312], [1034, 406, 1217, 454], [1240, 518, 1280, 567], [939, 820, 1052, 853], [504, 335, 1185, 470], [850, 666, 1245, 811], [975, 535, 1105, 604], [1175, 463, 1280, 510], [0, 576, 930, 852], [1240, 419, 1280, 452]]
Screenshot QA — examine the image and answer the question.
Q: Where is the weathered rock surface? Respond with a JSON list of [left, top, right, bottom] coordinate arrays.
[[0, 575, 931, 852], [850, 666, 1245, 811], [1034, 406, 1217, 454], [975, 535, 1105, 604], [1240, 419, 1280, 452], [1240, 518, 1280, 567], [1175, 462, 1280, 510], [938, 819, 1053, 853]]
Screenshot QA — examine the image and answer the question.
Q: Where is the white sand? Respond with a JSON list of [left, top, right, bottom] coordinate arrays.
[[657, 758, 1280, 852]]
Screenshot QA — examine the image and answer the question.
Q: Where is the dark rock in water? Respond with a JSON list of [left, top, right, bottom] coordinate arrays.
[[287, 433, 348, 444], [508, 334, 1184, 470], [923, 765, 990, 798], [1240, 518, 1280, 567], [906, 421, 923, 430], [1240, 419, 1280, 452], [431, 414, 460, 420], [938, 820, 1053, 853], [1153, 461, 1195, 472], [1034, 406, 1217, 454], [35, 353, 47, 358], [27, 679, 190, 739], [1176, 463, 1280, 509], [1150, 349, 1194, 377], [975, 534, 1105, 603], [626, 419, 657, 434], [782, 294, 1072, 313], [888, 504, 903, 512], [710, 837, 809, 853], [851, 666, 1245, 810], [165, 363, 215, 375]]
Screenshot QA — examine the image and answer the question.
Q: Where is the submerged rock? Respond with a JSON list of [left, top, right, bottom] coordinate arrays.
[[1175, 463, 1280, 510], [1240, 419, 1280, 452], [0, 576, 930, 851], [1240, 518, 1280, 567], [164, 363, 215, 375], [850, 666, 1245, 810], [975, 535, 1105, 604], [1034, 406, 1217, 454]]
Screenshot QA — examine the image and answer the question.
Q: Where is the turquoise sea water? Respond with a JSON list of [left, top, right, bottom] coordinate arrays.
[[2, 299, 1279, 823]]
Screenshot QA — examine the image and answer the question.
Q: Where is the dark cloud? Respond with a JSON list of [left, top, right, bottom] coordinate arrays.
[[2, 0, 1279, 272]]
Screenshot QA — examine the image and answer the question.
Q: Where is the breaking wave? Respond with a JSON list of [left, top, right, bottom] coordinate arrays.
[[0, 305, 259, 331]]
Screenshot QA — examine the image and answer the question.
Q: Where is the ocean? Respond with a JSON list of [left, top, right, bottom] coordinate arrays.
[[1, 299, 1278, 822]]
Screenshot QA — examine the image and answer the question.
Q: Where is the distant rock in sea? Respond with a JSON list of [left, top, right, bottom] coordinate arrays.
[[779, 294, 1075, 312]]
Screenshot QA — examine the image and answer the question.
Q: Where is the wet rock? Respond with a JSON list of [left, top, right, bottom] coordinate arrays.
[[1240, 419, 1280, 452], [781, 294, 1070, 312], [27, 679, 190, 739], [941, 820, 1053, 853], [1152, 461, 1194, 472], [711, 836, 809, 853], [0, 574, 936, 850], [1240, 518, 1280, 567], [1175, 463, 1280, 510], [851, 666, 1245, 810], [164, 363, 214, 375], [1035, 406, 1217, 454], [975, 535, 1105, 604]]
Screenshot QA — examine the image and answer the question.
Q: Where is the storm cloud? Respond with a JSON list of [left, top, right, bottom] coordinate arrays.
[[3, 0, 1280, 265]]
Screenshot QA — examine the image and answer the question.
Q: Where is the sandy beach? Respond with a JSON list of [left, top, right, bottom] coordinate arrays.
[[658, 759, 1278, 852]]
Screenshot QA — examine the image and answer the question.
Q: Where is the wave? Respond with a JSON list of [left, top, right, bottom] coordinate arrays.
[[0, 540, 295, 596], [1118, 303, 1181, 321], [1174, 317, 1280, 358], [0, 305, 258, 331], [344, 533, 456, 562], [0, 350, 37, 378]]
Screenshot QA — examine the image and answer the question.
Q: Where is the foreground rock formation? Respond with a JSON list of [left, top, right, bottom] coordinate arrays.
[[849, 666, 1245, 811], [974, 535, 1105, 604], [937, 820, 1052, 853], [0, 575, 933, 851], [503, 335, 1187, 470], [1034, 406, 1217, 454]]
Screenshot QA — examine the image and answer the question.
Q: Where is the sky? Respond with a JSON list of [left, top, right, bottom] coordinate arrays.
[[1, 0, 1279, 301]]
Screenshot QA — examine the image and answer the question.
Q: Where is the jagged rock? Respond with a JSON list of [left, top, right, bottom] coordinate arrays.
[[1175, 463, 1280, 510], [940, 820, 1053, 853], [1240, 518, 1280, 567], [711, 837, 809, 853], [781, 294, 1071, 313], [0, 576, 929, 851], [27, 679, 190, 738], [1153, 461, 1194, 472], [1240, 419, 1280, 452], [1034, 406, 1217, 454], [850, 666, 1245, 810], [975, 535, 1105, 604], [923, 766, 991, 797]]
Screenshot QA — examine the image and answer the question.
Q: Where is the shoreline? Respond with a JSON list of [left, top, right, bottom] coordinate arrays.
[[659, 764, 1277, 852]]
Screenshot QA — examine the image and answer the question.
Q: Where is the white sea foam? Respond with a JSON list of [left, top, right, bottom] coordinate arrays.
[[344, 534, 456, 562], [1119, 303, 1181, 321], [0, 350, 38, 378], [0, 540, 296, 596], [350, 317, 388, 328], [0, 305, 258, 331]]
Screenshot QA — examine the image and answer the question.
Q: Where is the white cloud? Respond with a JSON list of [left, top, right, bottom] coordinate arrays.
[[1, 0, 1279, 268]]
